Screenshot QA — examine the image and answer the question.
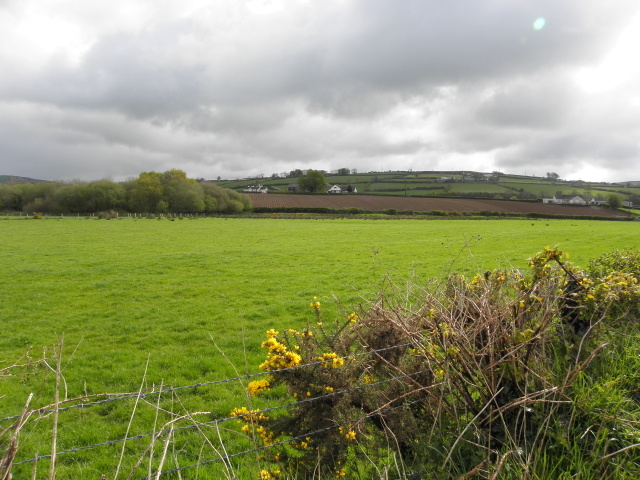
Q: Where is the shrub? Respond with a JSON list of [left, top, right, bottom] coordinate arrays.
[[588, 247, 640, 279], [97, 210, 119, 219], [586, 248, 640, 323], [232, 248, 640, 478]]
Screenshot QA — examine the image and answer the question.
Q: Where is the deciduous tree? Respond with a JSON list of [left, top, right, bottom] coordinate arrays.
[[607, 193, 622, 209], [298, 170, 327, 193], [161, 169, 205, 213], [127, 172, 164, 212]]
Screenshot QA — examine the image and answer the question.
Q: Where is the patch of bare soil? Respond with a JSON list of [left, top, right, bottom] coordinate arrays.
[[248, 194, 629, 217]]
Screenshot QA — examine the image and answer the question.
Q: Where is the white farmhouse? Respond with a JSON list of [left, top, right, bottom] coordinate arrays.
[[243, 184, 268, 193]]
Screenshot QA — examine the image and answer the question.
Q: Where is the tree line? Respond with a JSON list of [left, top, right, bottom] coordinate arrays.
[[0, 169, 252, 214]]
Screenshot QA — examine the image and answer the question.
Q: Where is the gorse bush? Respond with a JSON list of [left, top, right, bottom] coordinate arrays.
[[588, 247, 640, 280], [234, 248, 640, 479]]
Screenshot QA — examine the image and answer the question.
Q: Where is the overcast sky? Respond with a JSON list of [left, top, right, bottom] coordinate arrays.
[[1, 0, 639, 182]]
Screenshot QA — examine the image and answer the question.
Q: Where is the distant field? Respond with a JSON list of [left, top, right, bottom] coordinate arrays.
[[446, 182, 511, 194], [1, 217, 639, 476], [247, 193, 630, 217], [366, 182, 408, 191], [499, 182, 570, 197]]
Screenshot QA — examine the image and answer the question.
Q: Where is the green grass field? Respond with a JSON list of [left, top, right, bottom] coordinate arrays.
[[2, 217, 639, 399], [445, 182, 511, 194], [1, 216, 639, 477]]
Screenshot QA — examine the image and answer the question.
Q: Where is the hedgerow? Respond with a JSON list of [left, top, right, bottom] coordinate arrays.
[[233, 248, 640, 479]]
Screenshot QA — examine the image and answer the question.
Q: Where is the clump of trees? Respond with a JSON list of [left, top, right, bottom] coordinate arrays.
[[0, 169, 251, 214]]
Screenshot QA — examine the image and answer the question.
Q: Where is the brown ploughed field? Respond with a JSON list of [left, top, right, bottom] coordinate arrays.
[[248, 194, 629, 217]]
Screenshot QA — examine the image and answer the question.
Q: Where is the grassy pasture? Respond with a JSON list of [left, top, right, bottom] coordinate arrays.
[[445, 182, 510, 194], [1, 216, 639, 477], [2, 216, 639, 401]]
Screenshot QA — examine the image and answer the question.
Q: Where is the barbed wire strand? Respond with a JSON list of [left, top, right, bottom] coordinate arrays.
[[11, 364, 432, 467], [141, 395, 427, 479], [0, 341, 417, 424]]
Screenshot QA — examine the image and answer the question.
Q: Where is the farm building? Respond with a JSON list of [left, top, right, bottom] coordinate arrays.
[[542, 195, 587, 205], [243, 184, 268, 193], [327, 185, 358, 194]]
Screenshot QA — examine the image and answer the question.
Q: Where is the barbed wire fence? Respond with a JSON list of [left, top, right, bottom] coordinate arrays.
[[1, 340, 426, 478]]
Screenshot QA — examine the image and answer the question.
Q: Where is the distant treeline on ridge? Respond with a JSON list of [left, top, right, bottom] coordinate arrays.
[[0, 169, 251, 214]]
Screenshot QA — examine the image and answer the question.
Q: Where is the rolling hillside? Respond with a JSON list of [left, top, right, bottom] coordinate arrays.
[[0, 175, 48, 184], [217, 171, 640, 204]]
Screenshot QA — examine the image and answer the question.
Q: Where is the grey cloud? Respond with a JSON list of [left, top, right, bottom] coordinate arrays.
[[433, 74, 577, 154], [214, 0, 638, 121], [2, 0, 640, 182], [473, 79, 576, 130], [0, 101, 215, 180], [23, 1, 632, 117], [432, 57, 640, 175], [501, 132, 639, 164], [181, 103, 298, 136], [11, 0, 636, 120], [321, 1, 637, 87], [50, 24, 207, 117], [493, 120, 640, 179]]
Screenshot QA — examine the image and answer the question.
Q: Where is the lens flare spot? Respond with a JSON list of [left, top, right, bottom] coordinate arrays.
[[533, 18, 546, 30]]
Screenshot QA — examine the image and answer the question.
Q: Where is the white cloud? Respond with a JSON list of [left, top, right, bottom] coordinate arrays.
[[575, 12, 640, 94]]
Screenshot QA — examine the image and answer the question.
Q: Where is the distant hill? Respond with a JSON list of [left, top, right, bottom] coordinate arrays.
[[217, 170, 640, 204], [0, 175, 49, 184]]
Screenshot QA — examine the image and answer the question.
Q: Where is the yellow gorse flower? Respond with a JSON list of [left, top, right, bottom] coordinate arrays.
[[438, 322, 454, 337], [259, 330, 303, 371], [247, 378, 271, 396], [232, 406, 276, 446], [310, 296, 321, 309], [230, 407, 269, 423], [258, 469, 281, 479], [317, 352, 344, 368]]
